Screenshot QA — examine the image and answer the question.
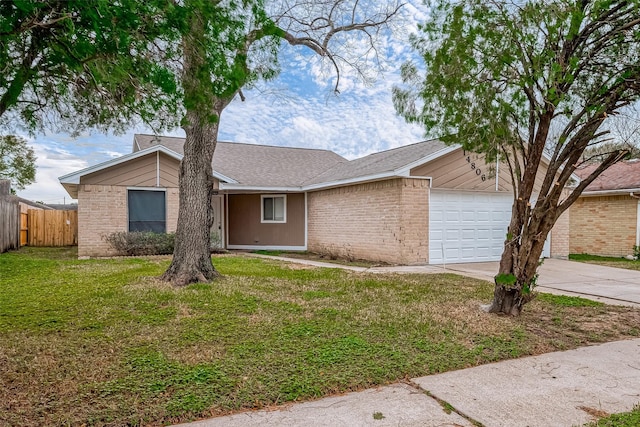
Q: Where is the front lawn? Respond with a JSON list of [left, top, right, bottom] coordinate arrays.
[[570, 253, 640, 271], [585, 405, 640, 427], [2, 247, 639, 426]]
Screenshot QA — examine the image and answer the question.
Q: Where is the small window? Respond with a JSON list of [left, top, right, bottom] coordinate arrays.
[[128, 189, 166, 233], [261, 195, 286, 223]]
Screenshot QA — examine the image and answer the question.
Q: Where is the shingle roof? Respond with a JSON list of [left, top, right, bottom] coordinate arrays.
[[575, 159, 640, 192], [302, 139, 449, 185], [134, 134, 346, 187], [133, 135, 451, 188]]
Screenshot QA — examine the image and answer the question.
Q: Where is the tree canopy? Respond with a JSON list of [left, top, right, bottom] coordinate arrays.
[[0, 0, 181, 133], [162, 0, 403, 285], [0, 134, 36, 191], [394, 0, 640, 315]]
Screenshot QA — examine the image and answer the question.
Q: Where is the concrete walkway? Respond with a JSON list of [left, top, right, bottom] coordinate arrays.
[[176, 339, 640, 427]]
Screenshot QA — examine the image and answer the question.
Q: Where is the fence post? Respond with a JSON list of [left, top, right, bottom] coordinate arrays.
[[0, 179, 20, 253]]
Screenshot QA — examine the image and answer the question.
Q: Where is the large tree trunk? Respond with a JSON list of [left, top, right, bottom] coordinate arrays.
[[161, 8, 224, 286], [486, 198, 557, 316], [161, 109, 221, 286]]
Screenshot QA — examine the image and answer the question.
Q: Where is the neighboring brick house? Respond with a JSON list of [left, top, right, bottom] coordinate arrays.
[[570, 160, 640, 257], [59, 134, 571, 264]]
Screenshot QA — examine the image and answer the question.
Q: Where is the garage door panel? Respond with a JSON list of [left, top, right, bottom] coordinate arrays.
[[476, 210, 491, 222], [476, 228, 491, 239], [445, 210, 460, 221], [461, 229, 476, 240], [492, 228, 506, 239], [430, 190, 512, 264]]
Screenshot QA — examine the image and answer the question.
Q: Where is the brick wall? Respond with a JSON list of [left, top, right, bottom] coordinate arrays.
[[550, 200, 570, 259], [307, 178, 429, 264], [77, 184, 179, 257], [398, 179, 430, 263], [569, 195, 638, 257]]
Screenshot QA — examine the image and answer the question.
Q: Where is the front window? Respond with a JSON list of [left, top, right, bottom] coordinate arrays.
[[128, 189, 166, 232], [261, 195, 286, 223]]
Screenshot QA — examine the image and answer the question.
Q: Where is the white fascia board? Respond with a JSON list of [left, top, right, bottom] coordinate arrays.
[[212, 171, 237, 184], [222, 172, 433, 193], [395, 144, 462, 176], [220, 184, 301, 192], [301, 170, 401, 191], [580, 188, 640, 197], [58, 144, 238, 185]]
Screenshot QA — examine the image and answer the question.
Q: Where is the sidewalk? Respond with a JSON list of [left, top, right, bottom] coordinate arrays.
[[176, 338, 640, 427]]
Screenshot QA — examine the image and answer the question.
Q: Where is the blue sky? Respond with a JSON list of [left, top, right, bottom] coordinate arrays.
[[15, 2, 430, 204]]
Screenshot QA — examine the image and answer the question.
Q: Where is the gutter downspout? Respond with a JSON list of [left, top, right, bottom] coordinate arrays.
[[631, 193, 640, 248]]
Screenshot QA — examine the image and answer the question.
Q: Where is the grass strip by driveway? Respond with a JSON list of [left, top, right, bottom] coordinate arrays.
[[1, 247, 639, 426], [570, 253, 640, 271], [583, 404, 640, 426]]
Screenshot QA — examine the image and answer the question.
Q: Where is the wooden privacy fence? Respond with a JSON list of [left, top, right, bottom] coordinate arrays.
[[20, 212, 27, 246], [0, 197, 20, 253], [27, 209, 78, 246]]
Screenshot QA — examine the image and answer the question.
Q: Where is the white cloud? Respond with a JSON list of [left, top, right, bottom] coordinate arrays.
[[15, 0, 430, 202], [17, 140, 88, 203]]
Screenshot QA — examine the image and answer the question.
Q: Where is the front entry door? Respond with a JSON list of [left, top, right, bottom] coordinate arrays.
[[211, 195, 224, 250]]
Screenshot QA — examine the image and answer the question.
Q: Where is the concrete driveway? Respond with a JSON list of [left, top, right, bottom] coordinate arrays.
[[447, 258, 640, 306]]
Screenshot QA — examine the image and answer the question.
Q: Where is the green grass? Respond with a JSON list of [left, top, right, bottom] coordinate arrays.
[[583, 405, 640, 426], [570, 253, 640, 271], [536, 293, 605, 307], [252, 249, 384, 268], [2, 247, 640, 426]]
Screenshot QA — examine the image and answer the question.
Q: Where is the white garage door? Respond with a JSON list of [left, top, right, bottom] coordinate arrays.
[[429, 190, 513, 264]]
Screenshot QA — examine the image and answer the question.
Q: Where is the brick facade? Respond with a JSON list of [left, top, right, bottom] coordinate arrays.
[[550, 208, 570, 258], [307, 178, 429, 264], [77, 184, 179, 257], [570, 195, 639, 257]]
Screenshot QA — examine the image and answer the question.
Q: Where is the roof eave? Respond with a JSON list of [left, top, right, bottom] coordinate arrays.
[[580, 188, 640, 197], [58, 144, 239, 188], [220, 184, 302, 192]]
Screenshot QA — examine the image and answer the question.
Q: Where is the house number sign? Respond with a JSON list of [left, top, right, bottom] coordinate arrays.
[[462, 150, 487, 182]]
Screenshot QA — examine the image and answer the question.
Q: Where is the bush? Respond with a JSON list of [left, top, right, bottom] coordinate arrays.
[[103, 231, 175, 256]]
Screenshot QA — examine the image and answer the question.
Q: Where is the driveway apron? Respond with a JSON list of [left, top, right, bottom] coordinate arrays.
[[447, 258, 640, 306]]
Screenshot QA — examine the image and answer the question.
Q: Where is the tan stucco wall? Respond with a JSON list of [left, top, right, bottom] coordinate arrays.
[[570, 195, 638, 257], [308, 178, 429, 264], [227, 193, 306, 247], [77, 184, 179, 257]]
